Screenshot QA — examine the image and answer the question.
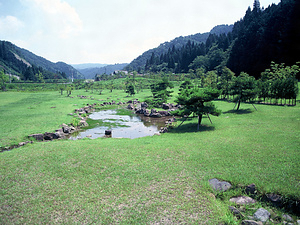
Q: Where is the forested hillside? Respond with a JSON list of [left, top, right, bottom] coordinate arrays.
[[0, 41, 83, 80], [78, 63, 128, 79], [127, 0, 299, 79], [125, 24, 233, 72]]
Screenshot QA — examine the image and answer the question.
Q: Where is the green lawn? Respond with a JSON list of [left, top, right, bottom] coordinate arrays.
[[0, 89, 299, 224]]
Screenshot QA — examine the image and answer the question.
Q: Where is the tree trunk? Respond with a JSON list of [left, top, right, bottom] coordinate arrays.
[[197, 114, 203, 130], [236, 100, 241, 110]]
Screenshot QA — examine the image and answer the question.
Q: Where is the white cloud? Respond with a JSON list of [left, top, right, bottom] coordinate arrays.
[[28, 0, 83, 38], [0, 15, 24, 35]]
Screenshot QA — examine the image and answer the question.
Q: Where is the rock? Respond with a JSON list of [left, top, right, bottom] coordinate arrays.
[[253, 208, 271, 222], [153, 132, 161, 136], [266, 193, 282, 207], [297, 220, 300, 225], [241, 220, 263, 225], [141, 102, 148, 108], [79, 120, 88, 127], [159, 127, 168, 133], [158, 111, 171, 117], [150, 113, 162, 118], [55, 132, 64, 139], [229, 196, 256, 205], [127, 104, 134, 110], [282, 214, 294, 222], [245, 183, 256, 195], [28, 133, 44, 141], [162, 103, 171, 110], [62, 125, 71, 134], [105, 130, 112, 135], [209, 178, 231, 192], [229, 206, 244, 219], [44, 132, 59, 140]]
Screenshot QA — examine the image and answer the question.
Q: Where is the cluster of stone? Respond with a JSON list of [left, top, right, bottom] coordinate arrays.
[[131, 102, 180, 118], [208, 180, 299, 224]]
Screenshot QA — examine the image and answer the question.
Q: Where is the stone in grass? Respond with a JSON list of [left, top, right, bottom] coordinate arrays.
[[229, 196, 256, 205], [245, 183, 256, 195], [253, 208, 271, 223], [209, 178, 231, 192], [241, 220, 263, 225], [229, 206, 244, 219], [297, 220, 300, 225], [282, 214, 294, 222]]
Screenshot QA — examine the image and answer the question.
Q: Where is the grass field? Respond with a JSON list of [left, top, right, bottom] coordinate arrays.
[[0, 88, 299, 224]]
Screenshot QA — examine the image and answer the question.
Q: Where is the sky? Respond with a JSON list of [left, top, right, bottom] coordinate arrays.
[[0, 0, 281, 65]]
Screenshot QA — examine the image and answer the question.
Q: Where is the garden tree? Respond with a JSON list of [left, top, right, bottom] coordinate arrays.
[[229, 72, 258, 110], [175, 87, 221, 130], [218, 67, 235, 98], [179, 79, 194, 93], [126, 84, 135, 96], [0, 70, 9, 91], [58, 84, 65, 95], [149, 77, 174, 106]]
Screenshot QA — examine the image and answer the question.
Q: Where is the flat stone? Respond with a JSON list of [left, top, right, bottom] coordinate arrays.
[[209, 178, 231, 192], [253, 208, 271, 222], [230, 196, 256, 205], [241, 220, 263, 225]]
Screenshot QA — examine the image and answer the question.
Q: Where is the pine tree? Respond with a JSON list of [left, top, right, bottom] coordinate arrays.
[[253, 0, 261, 12]]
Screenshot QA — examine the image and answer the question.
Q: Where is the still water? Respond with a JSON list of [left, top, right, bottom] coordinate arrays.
[[69, 109, 167, 139]]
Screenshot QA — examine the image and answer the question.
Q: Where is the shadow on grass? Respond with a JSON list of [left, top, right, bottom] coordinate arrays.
[[223, 109, 253, 114], [169, 123, 215, 134]]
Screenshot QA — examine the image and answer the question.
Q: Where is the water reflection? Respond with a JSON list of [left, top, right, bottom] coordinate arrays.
[[69, 109, 168, 139]]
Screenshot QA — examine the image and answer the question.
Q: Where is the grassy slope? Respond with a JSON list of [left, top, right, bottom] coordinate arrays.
[[0, 89, 299, 224]]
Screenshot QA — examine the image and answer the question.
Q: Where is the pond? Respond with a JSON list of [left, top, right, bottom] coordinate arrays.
[[69, 109, 169, 139]]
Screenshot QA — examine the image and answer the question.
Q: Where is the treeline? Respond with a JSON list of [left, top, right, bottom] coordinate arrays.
[[134, 0, 299, 79]]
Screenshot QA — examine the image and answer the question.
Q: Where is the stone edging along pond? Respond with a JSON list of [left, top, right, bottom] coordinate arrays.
[[0, 98, 177, 152]]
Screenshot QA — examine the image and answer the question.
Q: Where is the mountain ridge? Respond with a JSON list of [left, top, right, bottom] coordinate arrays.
[[0, 40, 84, 79], [125, 24, 233, 71]]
